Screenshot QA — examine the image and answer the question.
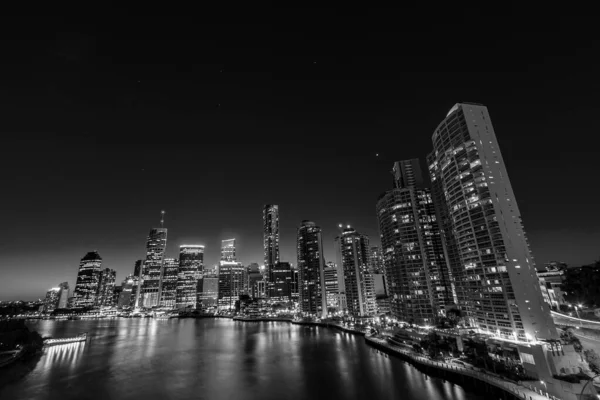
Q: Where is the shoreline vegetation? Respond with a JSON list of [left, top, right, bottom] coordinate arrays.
[[0, 320, 44, 387]]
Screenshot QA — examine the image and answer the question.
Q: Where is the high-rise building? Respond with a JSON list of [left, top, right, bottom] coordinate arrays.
[[372, 273, 389, 314], [290, 268, 299, 302], [177, 245, 204, 309], [72, 251, 102, 308], [131, 260, 143, 308], [263, 205, 280, 296], [221, 239, 236, 262], [141, 228, 168, 308], [323, 262, 340, 311], [247, 263, 264, 299], [369, 246, 385, 274], [112, 286, 123, 306], [269, 261, 292, 302], [118, 275, 134, 308], [198, 273, 219, 310], [218, 261, 245, 310], [57, 282, 69, 309], [96, 268, 117, 307], [335, 227, 376, 317], [376, 159, 452, 324], [160, 258, 179, 308], [427, 103, 557, 341], [297, 220, 327, 317], [43, 287, 61, 313]]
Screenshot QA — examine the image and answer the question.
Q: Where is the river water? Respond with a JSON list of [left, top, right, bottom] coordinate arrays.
[[0, 318, 484, 400]]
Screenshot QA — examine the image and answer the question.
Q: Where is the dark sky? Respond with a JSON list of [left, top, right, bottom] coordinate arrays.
[[2, 10, 599, 300]]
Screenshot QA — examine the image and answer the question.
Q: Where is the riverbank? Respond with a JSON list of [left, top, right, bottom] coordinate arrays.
[[365, 335, 552, 400]]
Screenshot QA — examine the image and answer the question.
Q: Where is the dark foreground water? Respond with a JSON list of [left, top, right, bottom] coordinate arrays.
[[1, 319, 485, 400]]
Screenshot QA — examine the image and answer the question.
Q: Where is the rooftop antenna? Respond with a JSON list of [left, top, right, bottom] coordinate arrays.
[[160, 210, 166, 228]]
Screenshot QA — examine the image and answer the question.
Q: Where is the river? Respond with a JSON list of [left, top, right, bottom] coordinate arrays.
[[0, 318, 485, 400]]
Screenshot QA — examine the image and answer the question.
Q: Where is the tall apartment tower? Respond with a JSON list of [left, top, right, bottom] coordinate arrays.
[[72, 251, 102, 308], [335, 227, 376, 317], [141, 227, 168, 308], [96, 268, 117, 307], [297, 220, 327, 317], [263, 205, 280, 296], [376, 159, 452, 324], [160, 258, 179, 308], [177, 245, 204, 309], [323, 262, 340, 311], [427, 103, 557, 341]]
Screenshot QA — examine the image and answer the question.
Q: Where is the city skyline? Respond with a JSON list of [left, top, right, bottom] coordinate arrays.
[[3, 16, 599, 302]]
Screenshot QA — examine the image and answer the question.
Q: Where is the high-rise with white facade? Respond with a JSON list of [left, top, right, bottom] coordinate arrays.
[[427, 103, 557, 341], [141, 228, 168, 308]]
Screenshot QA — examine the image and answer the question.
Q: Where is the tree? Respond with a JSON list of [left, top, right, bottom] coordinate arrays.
[[585, 349, 600, 374]]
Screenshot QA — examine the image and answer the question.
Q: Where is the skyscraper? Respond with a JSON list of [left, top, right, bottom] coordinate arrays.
[[141, 227, 168, 308], [323, 262, 340, 311], [369, 246, 385, 274], [269, 262, 292, 302], [427, 103, 557, 341], [335, 227, 376, 317], [131, 260, 143, 308], [218, 261, 245, 311], [43, 287, 61, 313], [247, 263, 264, 299], [376, 159, 452, 324], [118, 275, 134, 308], [177, 245, 204, 309], [297, 220, 327, 317], [263, 204, 280, 296], [57, 282, 69, 309], [160, 258, 179, 308], [72, 251, 102, 308], [96, 268, 117, 307], [198, 273, 219, 310], [221, 239, 236, 262]]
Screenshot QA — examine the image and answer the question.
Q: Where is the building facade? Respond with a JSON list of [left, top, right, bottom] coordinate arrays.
[[218, 261, 245, 310], [263, 205, 280, 296], [247, 263, 264, 299], [177, 245, 204, 309], [198, 274, 219, 310], [160, 258, 179, 308], [369, 246, 385, 274], [427, 103, 557, 341], [72, 251, 102, 308], [297, 220, 327, 317], [269, 261, 292, 302], [323, 262, 340, 311], [43, 287, 61, 313], [335, 227, 376, 317], [221, 239, 236, 262], [57, 282, 69, 309], [96, 268, 117, 307], [141, 228, 168, 308], [376, 159, 452, 324]]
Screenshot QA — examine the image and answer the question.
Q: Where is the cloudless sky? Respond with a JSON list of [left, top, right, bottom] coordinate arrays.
[[2, 9, 599, 300]]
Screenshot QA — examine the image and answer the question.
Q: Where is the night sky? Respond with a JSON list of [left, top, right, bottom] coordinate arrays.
[[2, 11, 599, 300]]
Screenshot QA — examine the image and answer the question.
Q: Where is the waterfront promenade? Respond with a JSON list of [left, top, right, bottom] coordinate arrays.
[[364, 335, 554, 400]]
